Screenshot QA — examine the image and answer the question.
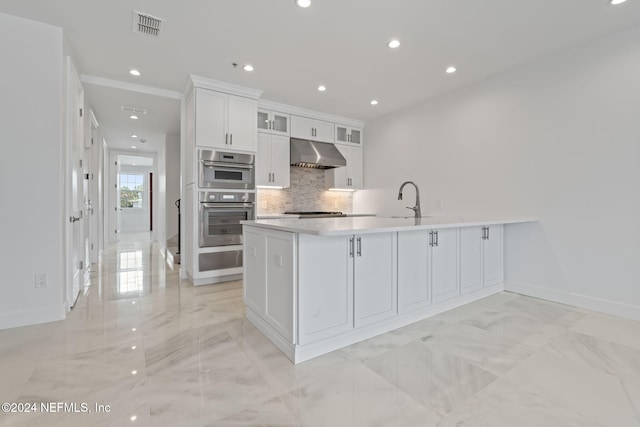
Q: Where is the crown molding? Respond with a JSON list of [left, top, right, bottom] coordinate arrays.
[[189, 75, 263, 99], [259, 99, 365, 128]]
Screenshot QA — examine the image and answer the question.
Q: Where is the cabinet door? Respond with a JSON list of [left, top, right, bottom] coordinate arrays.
[[184, 91, 195, 185], [398, 231, 430, 314], [271, 112, 290, 136], [431, 228, 459, 304], [255, 133, 271, 186], [335, 125, 349, 144], [354, 233, 397, 327], [346, 146, 363, 189], [195, 89, 227, 149], [298, 234, 353, 344], [257, 109, 270, 133], [243, 228, 266, 316], [483, 225, 503, 287], [227, 95, 257, 152], [290, 115, 314, 139], [313, 119, 334, 143], [270, 135, 290, 188], [327, 145, 349, 189], [265, 231, 295, 341], [460, 227, 483, 294], [349, 128, 362, 145]]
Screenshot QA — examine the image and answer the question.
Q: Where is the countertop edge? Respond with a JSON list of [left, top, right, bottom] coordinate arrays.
[[242, 217, 537, 236]]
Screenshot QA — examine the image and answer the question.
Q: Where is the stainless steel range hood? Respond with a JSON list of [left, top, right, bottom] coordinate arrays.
[[290, 138, 346, 169]]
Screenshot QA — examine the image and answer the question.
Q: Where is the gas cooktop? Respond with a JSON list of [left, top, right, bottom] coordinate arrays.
[[284, 211, 346, 218]]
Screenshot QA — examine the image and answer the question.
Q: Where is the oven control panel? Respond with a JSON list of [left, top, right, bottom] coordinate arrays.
[[199, 192, 255, 203]]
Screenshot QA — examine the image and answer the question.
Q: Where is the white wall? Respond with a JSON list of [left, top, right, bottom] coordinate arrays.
[[165, 134, 181, 245], [356, 26, 640, 319], [0, 13, 66, 328]]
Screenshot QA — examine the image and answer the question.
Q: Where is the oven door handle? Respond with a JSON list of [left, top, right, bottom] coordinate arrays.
[[201, 161, 255, 170], [201, 203, 254, 209]]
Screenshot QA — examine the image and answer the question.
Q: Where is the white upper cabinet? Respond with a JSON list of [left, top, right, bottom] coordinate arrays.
[[195, 87, 257, 152], [325, 145, 363, 190], [290, 115, 334, 143], [256, 133, 290, 188], [258, 109, 290, 136], [335, 125, 362, 145]]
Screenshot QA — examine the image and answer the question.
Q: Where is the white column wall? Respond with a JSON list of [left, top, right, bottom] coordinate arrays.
[[0, 13, 66, 328]]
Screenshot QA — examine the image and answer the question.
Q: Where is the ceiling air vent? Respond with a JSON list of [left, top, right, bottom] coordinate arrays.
[[132, 11, 164, 37]]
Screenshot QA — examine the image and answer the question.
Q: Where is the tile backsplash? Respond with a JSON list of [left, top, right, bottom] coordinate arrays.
[[257, 167, 352, 215]]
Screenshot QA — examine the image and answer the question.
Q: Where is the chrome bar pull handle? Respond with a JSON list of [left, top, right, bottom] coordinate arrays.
[[486, 226, 490, 240], [349, 237, 354, 258], [356, 237, 362, 257], [434, 230, 439, 247], [429, 230, 433, 247]]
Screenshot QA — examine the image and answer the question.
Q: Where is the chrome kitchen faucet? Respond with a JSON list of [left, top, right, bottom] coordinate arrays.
[[397, 181, 422, 219]]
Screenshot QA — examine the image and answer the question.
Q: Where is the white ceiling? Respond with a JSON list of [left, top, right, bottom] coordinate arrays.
[[118, 155, 154, 167], [1, 0, 639, 150]]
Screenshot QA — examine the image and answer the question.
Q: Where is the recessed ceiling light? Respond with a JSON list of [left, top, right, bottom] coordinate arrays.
[[131, 146, 137, 149], [296, 0, 311, 7], [129, 69, 141, 77], [130, 415, 138, 422], [130, 133, 138, 138], [130, 115, 138, 120], [318, 85, 326, 92], [609, 0, 627, 5], [446, 66, 457, 74], [388, 40, 400, 49], [243, 64, 254, 72], [370, 100, 379, 105]]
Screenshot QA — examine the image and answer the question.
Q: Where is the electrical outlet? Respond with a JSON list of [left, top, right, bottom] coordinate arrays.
[[35, 273, 47, 288]]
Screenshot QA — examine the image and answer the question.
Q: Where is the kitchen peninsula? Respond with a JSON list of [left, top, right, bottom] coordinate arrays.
[[242, 215, 535, 363]]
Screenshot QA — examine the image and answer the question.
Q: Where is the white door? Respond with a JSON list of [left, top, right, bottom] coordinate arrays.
[[313, 119, 334, 143], [345, 146, 363, 189], [66, 58, 84, 309], [290, 115, 314, 140]]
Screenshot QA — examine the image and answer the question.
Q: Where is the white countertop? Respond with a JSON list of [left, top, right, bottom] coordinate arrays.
[[242, 215, 536, 236], [256, 213, 375, 219]]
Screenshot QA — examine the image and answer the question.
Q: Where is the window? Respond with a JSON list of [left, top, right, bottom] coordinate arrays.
[[120, 174, 144, 208]]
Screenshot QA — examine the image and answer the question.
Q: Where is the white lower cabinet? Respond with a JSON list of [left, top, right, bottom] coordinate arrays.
[[244, 228, 295, 342], [398, 228, 459, 310], [298, 231, 396, 343], [298, 234, 353, 344], [460, 225, 504, 294], [353, 233, 397, 328], [430, 228, 460, 304], [244, 224, 505, 363], [398, 230, 431, 314]]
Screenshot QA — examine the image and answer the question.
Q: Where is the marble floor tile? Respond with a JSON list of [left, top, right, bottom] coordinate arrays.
[[541, 330, 640, 381], [2, 232, 639, 426], [281, 363, 441, 427], [463, 305, 568, 348], [501, 350, 640, 427], [363, 340, 497, 416], [438, 377, 608, 427], [420, 322, 535, 375], [213, 397, 302, 426], [570, 312, 640, 351]]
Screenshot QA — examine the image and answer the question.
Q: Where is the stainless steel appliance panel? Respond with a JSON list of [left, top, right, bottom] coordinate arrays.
[[198, 192, 255, 248], [199, 150, 255, 189], [199, 251, 243, 272]]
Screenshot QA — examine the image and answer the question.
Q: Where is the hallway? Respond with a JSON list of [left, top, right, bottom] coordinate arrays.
[[1, 234, 640, 426]]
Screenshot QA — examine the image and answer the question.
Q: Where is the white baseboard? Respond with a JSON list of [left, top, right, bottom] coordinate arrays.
[[506, 281, 640, 321], [0, 304, 66, 330]]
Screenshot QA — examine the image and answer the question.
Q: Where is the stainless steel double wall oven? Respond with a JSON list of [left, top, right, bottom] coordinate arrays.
[[198, 150, 255, 273]]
